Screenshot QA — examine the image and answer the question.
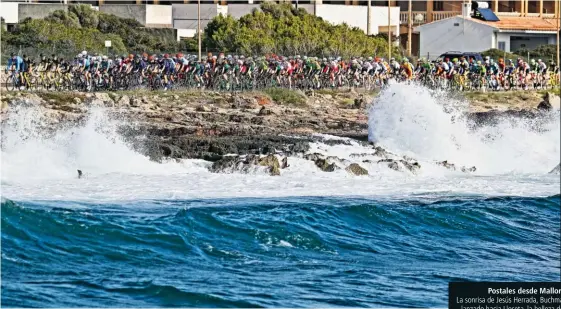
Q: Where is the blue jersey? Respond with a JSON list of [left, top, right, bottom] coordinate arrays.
[[7, 56, 24, 72]]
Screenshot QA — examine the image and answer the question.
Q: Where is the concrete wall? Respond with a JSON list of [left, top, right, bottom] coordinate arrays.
[[18, 3, 68, 22], [146, 4, 172, 27], [1, 2, 19, 24], [315, 4, 400, 35], [417, 17, 495, 59], [99, 5, 146, 25], [509, 33, 555, 51]]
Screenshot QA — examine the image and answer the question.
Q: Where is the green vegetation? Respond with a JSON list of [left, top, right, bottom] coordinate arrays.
[[262, 88, 306, 106], [482, 45, 558, 62], [2, 4, 186, 58], [204, 2, 400, 58]]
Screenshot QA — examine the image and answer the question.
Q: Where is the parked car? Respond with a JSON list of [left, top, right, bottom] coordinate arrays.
[[438, 51, 484, 62]]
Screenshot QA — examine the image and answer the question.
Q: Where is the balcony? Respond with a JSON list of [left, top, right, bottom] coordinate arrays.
[[399, 11, 459, 25]]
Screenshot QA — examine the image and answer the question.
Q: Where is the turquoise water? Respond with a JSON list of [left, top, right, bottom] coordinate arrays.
[[2, 195, 559, 307]]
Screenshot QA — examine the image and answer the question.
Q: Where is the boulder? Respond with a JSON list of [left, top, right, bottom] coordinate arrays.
[[315, 158, 339, 172], [377, 159, 420, 173], [258, 154, 281, 176], [117, 95, 130, 107], [437, 160, 476, 173], [304, 152, 325, 161], [281, 157, 289, 169], [345, 163, 369, 176]]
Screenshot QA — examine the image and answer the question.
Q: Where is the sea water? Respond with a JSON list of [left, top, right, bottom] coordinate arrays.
[[1, 84, 559, 307]]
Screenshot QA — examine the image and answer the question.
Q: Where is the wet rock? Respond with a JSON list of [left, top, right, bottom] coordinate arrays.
[[437, 160, 476, 173], [362, 159, 373, 163], [315, 158, 339, 172], [437, 160, 457, 170], [378, 159, 420, 173], [549, 163, 560, 174], [209, 154, 280, 176], [304, 152, 325, 161], [373, 146, 392, 158], [258, 154, 281, 176], [345, 163, 369, 176], [350, 153, 374, 158], [281, 157, 289, 169]]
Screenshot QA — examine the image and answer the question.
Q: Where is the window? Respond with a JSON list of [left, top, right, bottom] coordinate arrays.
[[498, 41, 506, 51], [433, 1, 443, 11]]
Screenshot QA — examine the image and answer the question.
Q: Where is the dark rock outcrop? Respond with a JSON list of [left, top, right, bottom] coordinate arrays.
[[315, 158, 340, 172], [377, 159, 420, 173], [345, 163, 369, 176], [436, 160, 476, 173]]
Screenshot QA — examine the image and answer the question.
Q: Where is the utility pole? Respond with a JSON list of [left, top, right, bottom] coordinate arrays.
[[198, 0, 201, 61], [407, 0, 412, 56], [388, 1, 391, 59], [367, 0, 371, 35]]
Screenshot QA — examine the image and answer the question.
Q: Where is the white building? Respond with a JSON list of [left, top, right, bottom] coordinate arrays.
[[415, 13, 558, 59]]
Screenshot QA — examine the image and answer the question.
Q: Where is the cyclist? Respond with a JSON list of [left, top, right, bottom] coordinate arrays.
[[5, 53, 25, 89]]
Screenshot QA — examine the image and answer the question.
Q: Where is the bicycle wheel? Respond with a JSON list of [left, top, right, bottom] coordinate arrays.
[[6, 76, 16, 92]]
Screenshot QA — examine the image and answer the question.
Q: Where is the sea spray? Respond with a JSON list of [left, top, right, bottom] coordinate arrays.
[[368, 83, 560, 174], [1, 86, 559, 202], [0, 105, 187, 182]]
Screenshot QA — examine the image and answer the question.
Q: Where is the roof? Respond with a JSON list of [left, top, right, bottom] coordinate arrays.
[[471, 16, 559, 31], [416, 15, 559, 32]]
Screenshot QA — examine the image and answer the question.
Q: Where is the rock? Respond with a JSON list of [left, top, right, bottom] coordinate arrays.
[[354, 95, 366, 109], [258, 106, 272, 116], [209, 156, 241, 173], [94, 92, 112, 102], [377, 159, 420, 173], [401, 160, 421, 174], [549, 163, 560, 174], [258, 154, 281, 176], [438, 160, 476, 173], [537, 92, 553, 111], [73, 97, 82, 104], [117, 95, 130, 107], [315, 158, 339, 172], [173, 95, 180, 100], [350, 153, 374, 158], [1, 101, 8, 112], [281, 156, 289, 169], [373, 146, 392, 158], [304, 152, 325, 161], [345, 163, 369, 176], [437, 160, 457, 170], [130, 98, 142, 107], [196, 105, 210, 112]]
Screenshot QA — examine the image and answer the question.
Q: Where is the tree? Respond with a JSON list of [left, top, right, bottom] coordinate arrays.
[[204, 2, 400, 58]]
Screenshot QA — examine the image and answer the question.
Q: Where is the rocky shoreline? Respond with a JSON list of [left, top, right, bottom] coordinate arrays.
[[1, 88, 559, 176]]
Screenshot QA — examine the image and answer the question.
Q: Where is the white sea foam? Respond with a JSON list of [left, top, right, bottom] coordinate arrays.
[[1, 84, 559, 202]]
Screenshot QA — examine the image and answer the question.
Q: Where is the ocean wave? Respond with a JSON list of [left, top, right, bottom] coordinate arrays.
[[2, 196, 559, 307]]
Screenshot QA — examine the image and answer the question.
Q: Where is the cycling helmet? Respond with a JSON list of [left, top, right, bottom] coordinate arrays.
[[538, 59, 542, 62], [103, 55, 108, 60], [368, 56, 373, 61], [444, 58, 450, 62], [81, 51, 87, 56], [402, 57, 409, 63], [164, 54, 169, 59], [476, 60, 482, 65], [452, 58, 458, 63], [530, 59, 536, 64]]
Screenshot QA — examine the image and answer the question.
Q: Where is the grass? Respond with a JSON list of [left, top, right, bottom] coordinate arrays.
[[262, 88, 306, 106]]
